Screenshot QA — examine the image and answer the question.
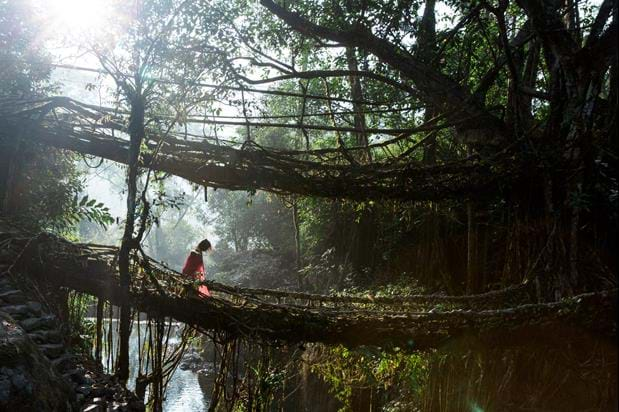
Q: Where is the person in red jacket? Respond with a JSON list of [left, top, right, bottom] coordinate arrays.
[[181, 238, 212, 297]]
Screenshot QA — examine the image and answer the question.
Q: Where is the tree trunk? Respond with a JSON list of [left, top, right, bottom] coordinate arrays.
[[95, 298, 104, 364], [0, 131, 22, 215], [419, 0, 438, 164], [346, 47, 376, 273], [346, 47, 370, 160], [466, 200, 476, 294], [292, 199, 301, 271], [117, 90, 145, 382]]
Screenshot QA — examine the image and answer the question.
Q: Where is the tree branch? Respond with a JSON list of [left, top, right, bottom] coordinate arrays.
[[259, 0, 507, 136], [234, 68, 417, 96]]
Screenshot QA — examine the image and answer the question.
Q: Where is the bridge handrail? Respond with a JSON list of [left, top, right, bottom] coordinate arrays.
[[142, 255, 534, 309]]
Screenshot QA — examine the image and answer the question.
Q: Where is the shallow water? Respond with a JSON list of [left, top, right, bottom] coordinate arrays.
[[163, 367, 209, 412], [92, 318, 210, 411]]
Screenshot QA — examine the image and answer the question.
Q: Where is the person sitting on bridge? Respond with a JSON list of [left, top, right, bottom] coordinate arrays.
[[181, 238, 212, 297]]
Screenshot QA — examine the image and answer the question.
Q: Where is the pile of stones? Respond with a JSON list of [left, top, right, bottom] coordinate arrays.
[[0, 264, 144, 412]]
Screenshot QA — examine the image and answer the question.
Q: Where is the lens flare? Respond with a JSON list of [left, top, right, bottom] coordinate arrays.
[[46, 0, 112, 37]]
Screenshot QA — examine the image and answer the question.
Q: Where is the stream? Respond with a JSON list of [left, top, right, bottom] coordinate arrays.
[[93, 318, 211, 411]]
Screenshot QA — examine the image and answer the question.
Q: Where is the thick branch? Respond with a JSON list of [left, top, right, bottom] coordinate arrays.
[[259, 0, 507, 137]]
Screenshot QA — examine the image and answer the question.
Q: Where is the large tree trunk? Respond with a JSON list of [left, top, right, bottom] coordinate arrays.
[[514, 0, 616, 299]]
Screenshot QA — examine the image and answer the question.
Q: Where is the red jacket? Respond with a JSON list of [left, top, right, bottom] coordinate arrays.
[[181, 251, 211, 297]]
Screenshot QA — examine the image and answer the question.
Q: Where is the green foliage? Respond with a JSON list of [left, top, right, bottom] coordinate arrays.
[[209, 189, 294, 253], [66, 292, 96, 355], [298, 247, 352, 293], [0, 0, 112, 236], [59, 195, 114, 230], [339, 276, 427, 299], [311, 345, 429, 411], [208, 248, 296, 288], [0, 0, 54, 97]]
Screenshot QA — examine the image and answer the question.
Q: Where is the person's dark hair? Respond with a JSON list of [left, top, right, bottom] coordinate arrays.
[[197, 238, 212, 252]]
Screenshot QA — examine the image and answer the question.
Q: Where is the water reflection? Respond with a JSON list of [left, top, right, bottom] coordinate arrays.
[[164, 367, 210, 412], [93, 318, 211, 411]]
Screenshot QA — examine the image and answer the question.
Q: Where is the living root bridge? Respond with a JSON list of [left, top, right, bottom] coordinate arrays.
[[3, 222, 616, 350], [0, 97, 517, 202]]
